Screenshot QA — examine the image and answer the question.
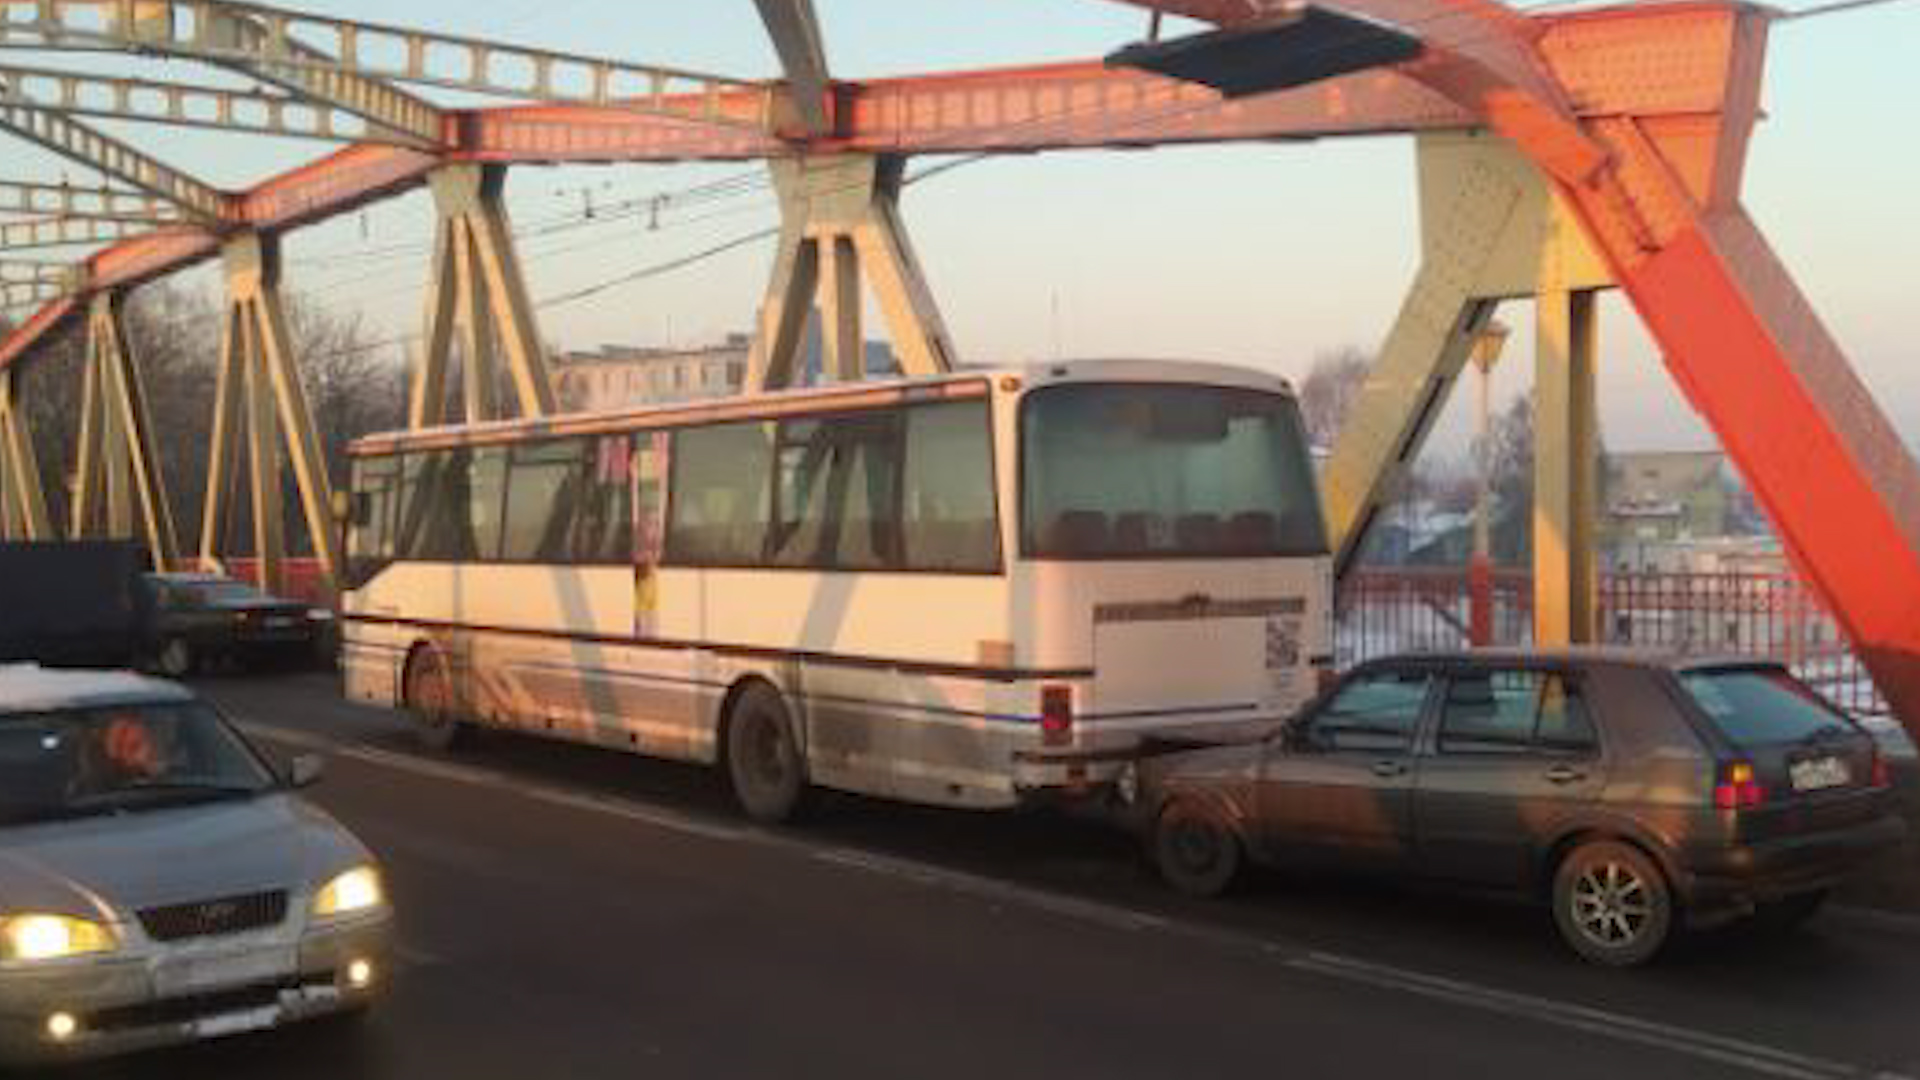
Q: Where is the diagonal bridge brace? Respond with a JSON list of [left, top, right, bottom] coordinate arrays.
[[1113, 0, 1920, 730]]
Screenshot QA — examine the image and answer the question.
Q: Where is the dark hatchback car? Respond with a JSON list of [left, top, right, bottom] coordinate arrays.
[[1140, 649, 1906, 966], [142, 574, 330, 677]]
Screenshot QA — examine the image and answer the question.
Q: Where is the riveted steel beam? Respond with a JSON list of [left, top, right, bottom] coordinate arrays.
[[1103, 0, 1604, 184], [0, 363, 52, 540], [0, 61, 407, 143], [0, 214, 156, 251], [69, 290, 178, 563], [199, 232, 337, 593], [0, 259, 80, 286], [754, 0, 833, 136], [0, 98, 231, 224], [1, 278, 65, 309], [0, 1, 768, 132], [0, 0, 442, 146], [0, 179, 178, 223], [745, 155, 954, 393]]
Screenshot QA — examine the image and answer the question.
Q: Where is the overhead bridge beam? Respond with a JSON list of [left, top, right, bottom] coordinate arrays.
[[0, 62, 412, 144], [0, 0, 443, 146], [0, 99, 231, 224], [0, 215, 155, 252], [0, 180, 178, 223], [1, 278, 66, 309], [0, 0, 768, 131]]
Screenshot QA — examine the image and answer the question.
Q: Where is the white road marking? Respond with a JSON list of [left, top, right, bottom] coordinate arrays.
[[235, 715, 1908, 1080], [1286, 952, 1882, 1080], [812, 846, 1168, 934]]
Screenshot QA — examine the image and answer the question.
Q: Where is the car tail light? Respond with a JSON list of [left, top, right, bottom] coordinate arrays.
[[1040, 684, 1074, 748], [1713, 762, 1766, 810], [1871, 749, 1893, 790]]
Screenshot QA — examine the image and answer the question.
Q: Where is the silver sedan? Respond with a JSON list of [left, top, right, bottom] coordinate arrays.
[[0, 665, 391, 1066]]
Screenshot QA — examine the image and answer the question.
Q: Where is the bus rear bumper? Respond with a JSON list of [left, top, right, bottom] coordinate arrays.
[[1011, 718, 1282, 802]]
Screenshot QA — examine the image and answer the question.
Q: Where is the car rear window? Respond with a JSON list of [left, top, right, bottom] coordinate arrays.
[[1678, 668, 1854, 748]]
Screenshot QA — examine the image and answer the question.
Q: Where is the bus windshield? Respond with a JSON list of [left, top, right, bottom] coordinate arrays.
[[1020, 383, 1327, 560]]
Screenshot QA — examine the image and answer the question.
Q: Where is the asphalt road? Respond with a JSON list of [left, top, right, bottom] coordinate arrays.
[[59, 672, 1920, 1080]]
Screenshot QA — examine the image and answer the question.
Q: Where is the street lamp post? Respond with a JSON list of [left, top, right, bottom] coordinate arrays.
[[1470, 320, 1511, 646]]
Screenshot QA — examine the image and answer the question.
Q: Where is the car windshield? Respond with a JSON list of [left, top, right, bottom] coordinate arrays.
[[1678, 667, 1858, 749], [0, 701, 276, 825]]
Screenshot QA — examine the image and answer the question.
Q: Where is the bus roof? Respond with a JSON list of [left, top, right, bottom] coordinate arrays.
[[351, 358, 1297, 457]]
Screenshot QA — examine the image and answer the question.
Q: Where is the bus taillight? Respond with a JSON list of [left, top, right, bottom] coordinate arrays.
[[1040, 685, 1074, 747]]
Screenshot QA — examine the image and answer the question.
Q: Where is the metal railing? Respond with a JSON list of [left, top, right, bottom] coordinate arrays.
[[1337, 569, 1890, 717]]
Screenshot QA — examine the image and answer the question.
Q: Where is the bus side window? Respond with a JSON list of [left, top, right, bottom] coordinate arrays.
[[901, 401, 999, 573], [768, 411, 902, 570], [666, 422, 773, 565], [346, 456, 400, 583]]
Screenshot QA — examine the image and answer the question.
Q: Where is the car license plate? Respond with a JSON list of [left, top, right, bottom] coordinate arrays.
[[265, 616, 295, 629], [190, 1005, 281, 1039], [155, 946, 297, 996], [1790, 756, 1852, 792]]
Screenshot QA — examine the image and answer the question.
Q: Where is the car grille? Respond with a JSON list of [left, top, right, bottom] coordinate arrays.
[[138, 890, 289, 942]]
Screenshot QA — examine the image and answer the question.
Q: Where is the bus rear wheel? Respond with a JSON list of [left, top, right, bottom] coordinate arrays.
[[724, 683, 807, 824], [404, 646, 467, 753]]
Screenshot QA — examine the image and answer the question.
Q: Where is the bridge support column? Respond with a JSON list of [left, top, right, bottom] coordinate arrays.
[[412, 163, 554, 428], [68, 292, 179, 567], [1532, 282, 1600, 646], [0, 364, 51, 541], [746, 155, 956, 392], [1326, 134, 1603, 572], [199, 234, 338, 595]]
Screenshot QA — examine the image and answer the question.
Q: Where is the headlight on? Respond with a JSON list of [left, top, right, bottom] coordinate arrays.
[[0, 914, 117, 962], [312, 866, 384, 918]]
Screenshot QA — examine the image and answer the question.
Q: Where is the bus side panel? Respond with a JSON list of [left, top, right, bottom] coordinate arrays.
[[346, 563, 713, 765], [681, 568, 1022, 807]]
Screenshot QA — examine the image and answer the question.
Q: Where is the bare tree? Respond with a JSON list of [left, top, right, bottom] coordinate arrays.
[[284, 294, 406, 498], [1483, 391, 1534, 564], [1299, 346, 1370, 449], [13, 284, 402, 559]]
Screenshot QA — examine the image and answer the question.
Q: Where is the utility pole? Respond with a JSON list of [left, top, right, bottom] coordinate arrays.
[[1470, 320, 1511, 646]]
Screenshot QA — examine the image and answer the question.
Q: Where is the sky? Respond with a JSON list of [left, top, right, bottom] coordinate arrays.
[[7, 0, 1918, 465]]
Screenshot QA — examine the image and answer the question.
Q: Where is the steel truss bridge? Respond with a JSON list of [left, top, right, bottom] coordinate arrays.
[[0, 0, 1916, 741]]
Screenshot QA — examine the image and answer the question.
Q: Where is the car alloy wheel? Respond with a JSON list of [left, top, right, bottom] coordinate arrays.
[[1553, 840, 1673, 967], [1572, 861, 1653, 947], [1152, 797, 1241, 898]]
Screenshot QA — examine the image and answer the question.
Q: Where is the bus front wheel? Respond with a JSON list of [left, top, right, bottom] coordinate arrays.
[[724, 683, 807, 824], [404, 646, 467, 753]]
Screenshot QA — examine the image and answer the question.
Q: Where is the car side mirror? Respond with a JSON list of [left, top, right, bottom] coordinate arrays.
[[288, 754, 326, 789]]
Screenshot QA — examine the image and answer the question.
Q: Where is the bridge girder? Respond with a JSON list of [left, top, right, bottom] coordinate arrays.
[[0, 179, 179, 224], [0, 0, 768, 134], [745, 155, 956, 393], [0, 98, 231, 224], [0, 60, 414, 144]]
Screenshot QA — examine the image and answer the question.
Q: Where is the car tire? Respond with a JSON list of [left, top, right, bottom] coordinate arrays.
[[1151, 796, 1243, 898], [1751, 889, 1829, 936], [724, 683, 807, 824], [156, 637, 194, 679], [1553, 840, 1674, 967], [404, 647, 467, 753]]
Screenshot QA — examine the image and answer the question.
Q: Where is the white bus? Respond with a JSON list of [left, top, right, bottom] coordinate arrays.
[[339, 360, 1332, 820]]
